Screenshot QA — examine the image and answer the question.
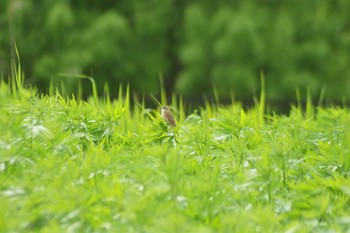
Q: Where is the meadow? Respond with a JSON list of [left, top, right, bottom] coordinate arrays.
[[1, 68, 350, 232]]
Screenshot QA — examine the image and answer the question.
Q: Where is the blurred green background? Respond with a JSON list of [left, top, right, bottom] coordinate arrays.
[[1, 0, 350, 108]]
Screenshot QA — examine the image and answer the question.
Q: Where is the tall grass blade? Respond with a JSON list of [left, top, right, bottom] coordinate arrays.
[[49, 80, 54, 96], [318, 86, 326, 108], [159, 73, 167, 105], [295, 87, 302, 114], [230, 90, 235, 105], [150, 93, 162, 108], [78, 79, 83, 101], [306, 87, 314, 119], [10, 43, 24, 97], [257, 71, 265, 125], [179, 95, 185, 124], [124, 83, 131, 132], [57, 73, 98, 103]]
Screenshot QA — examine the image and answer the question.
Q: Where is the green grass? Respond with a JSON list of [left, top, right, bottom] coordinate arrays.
[[1, 71, 350, 232]]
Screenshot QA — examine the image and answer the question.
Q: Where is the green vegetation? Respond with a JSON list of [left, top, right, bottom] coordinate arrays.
[[2, 0, 350, 102], [1, 69, 350, 232]]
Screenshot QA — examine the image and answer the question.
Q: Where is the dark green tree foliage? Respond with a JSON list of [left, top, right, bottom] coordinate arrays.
[[1, 0, 350, 102], [178, 1, 350, 101]]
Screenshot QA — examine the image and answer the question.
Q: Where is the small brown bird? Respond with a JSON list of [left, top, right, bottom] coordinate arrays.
[[161, 105, 176, 127]]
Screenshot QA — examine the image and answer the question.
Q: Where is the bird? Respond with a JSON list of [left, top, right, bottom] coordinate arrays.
[[161, 105, 176, 127]]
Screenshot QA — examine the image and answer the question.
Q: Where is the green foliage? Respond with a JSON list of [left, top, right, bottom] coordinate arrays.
[[2, 0, 174, 96], [178, 1, 350, 101], [1, 71, 350, 232], [1, 1, 350, 103]]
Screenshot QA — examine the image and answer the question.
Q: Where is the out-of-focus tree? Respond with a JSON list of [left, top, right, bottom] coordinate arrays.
[[1, 0, 350, 103], [178, 1, 350, 102]]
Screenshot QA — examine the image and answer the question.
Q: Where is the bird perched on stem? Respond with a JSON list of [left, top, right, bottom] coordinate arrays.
[[161, 105, 176, 127]]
